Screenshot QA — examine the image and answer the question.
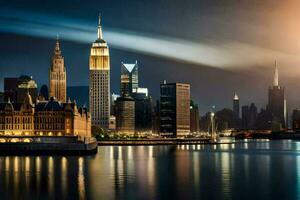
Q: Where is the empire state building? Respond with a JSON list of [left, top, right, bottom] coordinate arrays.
[[267, 62, 286, 129], [89, 15, 110, 128]]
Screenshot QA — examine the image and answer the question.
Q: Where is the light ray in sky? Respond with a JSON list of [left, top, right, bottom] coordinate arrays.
[[0, 8, 299, 71]]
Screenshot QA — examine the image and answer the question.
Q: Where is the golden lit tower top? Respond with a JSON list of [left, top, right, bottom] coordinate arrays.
[[89, 13, 110, 71]]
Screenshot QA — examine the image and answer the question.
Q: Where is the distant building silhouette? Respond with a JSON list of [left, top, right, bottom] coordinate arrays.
[[16, 75, 38, 103], [39, 84, 49, 100], [4, 77, 18, 102], [292, 109, 300, 131], [190, 100, 200, 133], [242, 103, 257, 130], [215, 108, 234, 131]]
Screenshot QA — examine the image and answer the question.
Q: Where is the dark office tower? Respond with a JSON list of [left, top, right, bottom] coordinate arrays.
[[241, 105, 250, 129], [110, 93, 120, 116], [190, 100, 200, 133], [4, 77, 18, 102], [248, 103, 258, 129], [0, 92, 4, 103], [152, 100, 160, 134], [115, 96, 135, 135], [233, 92, 240, 128], [160, 81, 190, 137], [120, 61, 138, 96], [132, 90, 153, 133], [215, 108, 234, 130], [256, 108, 272, 130], [292, 109, 300, 131], [16, 75, 38, 103], [39, 84, 49, 100], [267, 62, 286, 130]]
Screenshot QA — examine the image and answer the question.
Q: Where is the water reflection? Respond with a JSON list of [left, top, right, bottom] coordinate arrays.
[[0, 141, 298, 200]]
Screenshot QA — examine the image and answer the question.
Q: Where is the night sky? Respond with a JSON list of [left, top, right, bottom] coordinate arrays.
[[1, 0, 300, 115]]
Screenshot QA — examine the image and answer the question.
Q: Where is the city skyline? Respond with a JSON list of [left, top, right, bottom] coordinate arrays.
[[2, 0, 300, 114]]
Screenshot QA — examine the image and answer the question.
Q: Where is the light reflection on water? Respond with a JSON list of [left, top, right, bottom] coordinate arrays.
[[0, 140, 299, 199]]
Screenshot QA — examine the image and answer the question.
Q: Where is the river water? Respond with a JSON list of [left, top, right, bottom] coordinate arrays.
[[0, 140, 299, 200]]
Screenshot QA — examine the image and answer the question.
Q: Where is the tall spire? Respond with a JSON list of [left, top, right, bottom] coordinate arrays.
[[97, 13, 103, 39], [54, 34, 61, 55], [233, 92, 239, 100], [273, 60, 279, 87]]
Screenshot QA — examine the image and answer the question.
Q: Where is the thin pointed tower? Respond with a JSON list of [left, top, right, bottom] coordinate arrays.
[[268, 60, 286, 130], [49, 35, 67, 102], [273, 60, 279, 87], [89, 14, 110, 128]]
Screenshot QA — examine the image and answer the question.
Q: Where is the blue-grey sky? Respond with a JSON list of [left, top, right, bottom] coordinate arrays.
[[1, 0, 300, 114]]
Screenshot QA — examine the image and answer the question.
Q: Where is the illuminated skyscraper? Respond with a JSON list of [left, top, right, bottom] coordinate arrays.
[[267, 62, 286, 129], [49, 37, 67, 102], [233, 92, 240, 128], [120, 61, 138, 96], [89, 15, 110, 128]]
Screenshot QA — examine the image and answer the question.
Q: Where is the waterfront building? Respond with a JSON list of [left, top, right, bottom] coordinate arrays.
[[0, 94, 91, 137], [16, 75, 38, 103], [233, 92, 240, 128], [292, 109, 300, 131], [120, 61, 138, 96], [89, 15, 110, 128], [190, 100, 199, 133], [160, 81, 190, 137], [115, 96, 135, 135], [38, 84, 49, 100], [267, 63, 286, 129]]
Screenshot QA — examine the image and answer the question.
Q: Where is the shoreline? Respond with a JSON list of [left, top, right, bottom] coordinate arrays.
[[0, 136, 98, 155]]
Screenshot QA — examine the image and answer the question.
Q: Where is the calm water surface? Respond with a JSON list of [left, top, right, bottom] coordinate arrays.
[[0, 140, 300, 200]]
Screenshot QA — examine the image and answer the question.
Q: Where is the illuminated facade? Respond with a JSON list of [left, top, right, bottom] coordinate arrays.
[[0, 94, 91, 137], [89, 15, 110, 128], [49, 38, 67, 102], [160, 82, 190, 137], [115, 96, 135, 135]]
